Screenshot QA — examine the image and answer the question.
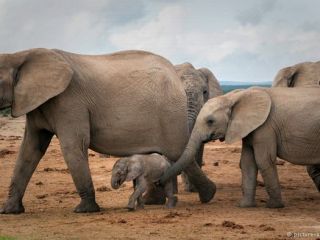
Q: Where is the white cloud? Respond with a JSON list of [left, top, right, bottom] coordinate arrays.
[[0, 0, 320, 82]]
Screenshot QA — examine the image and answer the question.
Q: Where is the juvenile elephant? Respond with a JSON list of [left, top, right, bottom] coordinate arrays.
[[174, 63, 223, 192], [272, 61, 320, 191], [160, 87, 320, 208], [111, 153, 177, 211], [0, 48, 215, 214]]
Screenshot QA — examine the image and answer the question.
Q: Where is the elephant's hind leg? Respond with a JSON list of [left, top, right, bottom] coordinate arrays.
[[253, 141, 284, 208], [0, 122, 53, 214], [59, 128, 99, 213], [307, 164, 320, 192]]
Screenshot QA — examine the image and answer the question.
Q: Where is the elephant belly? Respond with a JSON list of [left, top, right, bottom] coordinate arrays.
[[89, 132, 163, 157], [88, 119, 187, 161], [277, 137, 320, 165]]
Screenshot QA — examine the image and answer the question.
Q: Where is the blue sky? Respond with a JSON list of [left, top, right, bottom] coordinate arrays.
[[1, 0, 320, 82]]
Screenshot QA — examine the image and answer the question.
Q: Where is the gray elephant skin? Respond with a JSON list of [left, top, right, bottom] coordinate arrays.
[[272, 61, 320, 191], [174, 63, 223, 192], [0, 48, 215, 214], [160, 87, 320, 208], [111, 153, 177, 211]]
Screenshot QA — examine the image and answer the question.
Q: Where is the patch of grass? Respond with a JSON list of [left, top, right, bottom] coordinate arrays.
[[0, 107, 11, 117], [0, 236, 16, 240]]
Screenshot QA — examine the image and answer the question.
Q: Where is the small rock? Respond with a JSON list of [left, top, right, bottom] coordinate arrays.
[[259, 224, 275, 231], [213, 162, 219, 166], [118, 219, 127, 224], [36, 194, 48, 199], [203, 223, 213, 227], [222, 220, 244, 229], [35, 181, 44, 186]]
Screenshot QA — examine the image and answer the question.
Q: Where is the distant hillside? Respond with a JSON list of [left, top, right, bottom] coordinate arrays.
[[221, 82, 271, 93]]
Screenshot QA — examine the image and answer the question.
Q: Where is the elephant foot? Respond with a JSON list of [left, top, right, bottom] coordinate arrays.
[[126, 206, 136, 211], [166, 196, 178, 208], [197, 180, 216, 203], [239, 198, 256, 208], [143, 187, 166, 205], [0, 199, 25, 214], [74, 199, 100, 213], [266, 198, 284, 208]]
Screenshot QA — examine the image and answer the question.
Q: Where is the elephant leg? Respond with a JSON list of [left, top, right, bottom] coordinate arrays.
[[182, 144, 204, 192], [306, 164, 320, 192], [127, 176, 146, 211], [164, 181, 177, 208], [59, 131, 99, 213], [183, 161, 216, 203], [1, 124, 53, 214], [143, 184, 166, 205], [253, 143, 284, 208], [133, 179, 144, 209], [239, 142, 258, 208]]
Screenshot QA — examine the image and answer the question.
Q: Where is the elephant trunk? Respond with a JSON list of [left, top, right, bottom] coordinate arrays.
[[161, 130, 202, 183], [186, 91, 201, 132], [160, 129, 216, 203]]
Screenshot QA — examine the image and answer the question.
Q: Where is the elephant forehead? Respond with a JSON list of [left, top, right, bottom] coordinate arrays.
[[205, 97, 228, 111]]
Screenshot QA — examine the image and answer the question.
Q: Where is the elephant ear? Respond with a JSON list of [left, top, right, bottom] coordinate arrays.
[[272, 66, 297, 87], [225, 89, 271, 144], [198, 68, 223, 98], [126, 157, 144, 181], [11, 48, 73, 117]]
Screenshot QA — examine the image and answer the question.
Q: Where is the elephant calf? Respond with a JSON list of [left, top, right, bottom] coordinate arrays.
[[160, 87, 320, 208], [111, 153, 177, 211]]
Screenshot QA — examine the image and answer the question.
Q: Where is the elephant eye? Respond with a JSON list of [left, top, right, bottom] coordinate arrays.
[[207, 118, 215, 126]]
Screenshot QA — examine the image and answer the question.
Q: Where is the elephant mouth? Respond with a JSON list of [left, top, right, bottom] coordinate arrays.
[[112, 178, 125, 189], [203, 133, 225, 143]]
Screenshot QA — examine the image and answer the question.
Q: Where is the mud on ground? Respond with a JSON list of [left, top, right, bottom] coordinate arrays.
[[0, 117, 319, 240]]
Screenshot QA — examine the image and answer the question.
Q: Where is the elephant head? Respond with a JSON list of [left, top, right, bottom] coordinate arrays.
[[160, 88, 271, 184], [0, 48, 73, 117], [174, 63, 223, 131], [111, 157, 144, 189], [272, 61, 320, 87]]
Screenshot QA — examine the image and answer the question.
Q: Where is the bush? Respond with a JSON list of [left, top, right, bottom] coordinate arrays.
[[0, 108, 11, 117]]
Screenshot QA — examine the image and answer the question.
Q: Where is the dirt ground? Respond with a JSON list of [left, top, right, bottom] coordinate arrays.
[[0, 116, 319, 240]]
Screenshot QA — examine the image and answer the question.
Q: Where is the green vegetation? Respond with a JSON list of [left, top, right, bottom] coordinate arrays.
[[0, 108, 11, 117], [221, 84, 271, 93], [0, 236, 17, 240]]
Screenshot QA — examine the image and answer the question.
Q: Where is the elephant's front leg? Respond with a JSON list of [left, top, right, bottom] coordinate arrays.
[[1, 121, 53, 214], [183, 161, 216, 203], [239, 142, 258, 208], [59, 131, 99, 213], [127, 176, 146, 211], [253, 143, 284, 208]]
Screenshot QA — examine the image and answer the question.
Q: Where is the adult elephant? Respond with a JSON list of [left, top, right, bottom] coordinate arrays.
[[272, 61, 320, 191], [272, 61, 320, 87], [174, 63, 223, 191], [0, 48, 215, 214]]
